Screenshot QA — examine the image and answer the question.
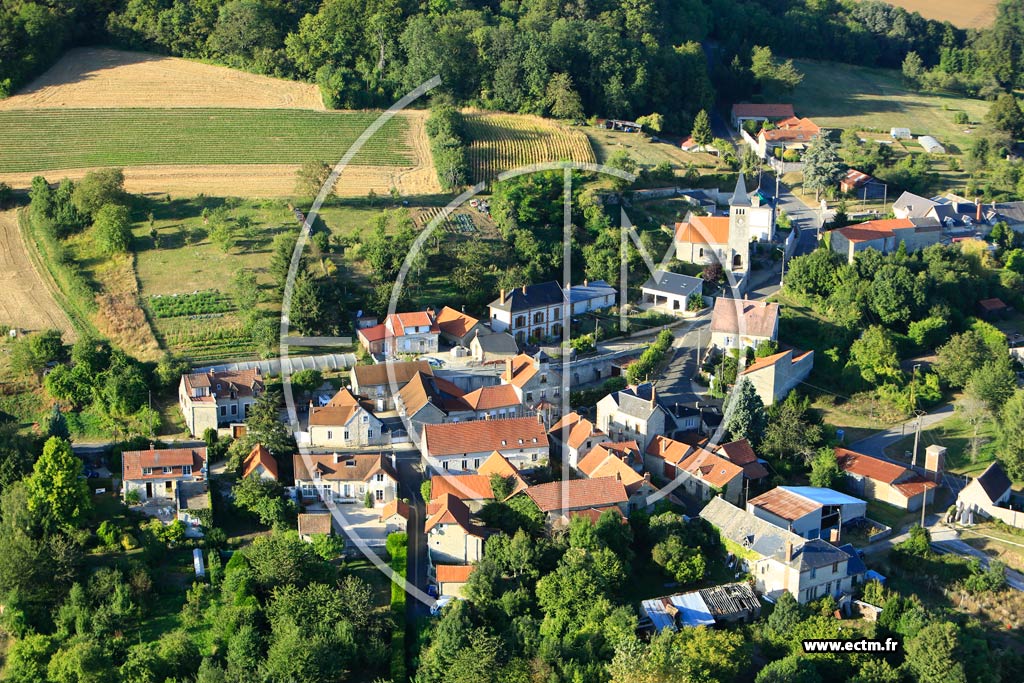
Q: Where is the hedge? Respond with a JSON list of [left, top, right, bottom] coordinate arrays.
[[387, 531, 409, 682], [626, 329, 675, 384]]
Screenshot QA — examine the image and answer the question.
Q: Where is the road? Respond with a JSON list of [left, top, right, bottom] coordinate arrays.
[[653, 311, 713, 412], [930, 527, 1024, 592], [396, 451, 431, 622], [764, 176, 825, 257]]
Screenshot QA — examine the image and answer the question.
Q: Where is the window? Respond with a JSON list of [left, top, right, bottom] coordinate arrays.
[[532, 453, 538, 462], [362, 415, 368, 423], [443, 461, 449, 471], [501, 440, 507, 446], [376, 489, 384, 501], [461, 460, 468, 470], [699, 248, 705, 258], [343, 430, 349, 440], [831, 561, 839, 574], [810, 567, 817, 579], [526, 392, 533, 402], [825, 581, 833, 595], [142, 467, 153, 476], [376, 473, 384, 482], [540, 374, 547, 384], [327, 430, 333, 440], [230, 404, 237, 415], [182, 465, 192, 476], [474, 458, 480, 469], [220, 406, 227, 417], [367, 429, 374, 438], [313, 470, 321, 480]]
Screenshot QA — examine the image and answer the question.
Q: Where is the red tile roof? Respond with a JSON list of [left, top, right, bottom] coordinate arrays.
[[422, 417, 547, 457], [678, 448, 744, 488], [834, 218, 913, 243], [646, 435, 693, 466], [353, 360, 433, 387], [761, 117, 820, 142], [380, 499, 411, 521], [979, 298, 1007, 312], [502, 353, 540, 388], [424, 493, 486, 536], [436, 564, 475, 584], [388, 311, 439, 336], [431, 474, 495, 501], [567, 418, 604, 450], [523, 477, 628, 512], [675, 215, 731, 245], [477, 451, 520, 478], [740, 349, 811, 376], [436, 306, 481, 339], [293, 452, 397, 483], [182, 368, 263, 401], [568, 506, 627, 524], [462, 384, 521, 411], [241, 444, 278, 480], [834, 447, 906, 484], [715, 439, 757, 466], [123, 447, 206, 481], [309, 387, 375, 426]]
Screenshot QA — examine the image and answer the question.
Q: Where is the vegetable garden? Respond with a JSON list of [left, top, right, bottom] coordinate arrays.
[[148, 290, 233, 318], [0, 108, 415, 172], [464, 112, 596, 183]]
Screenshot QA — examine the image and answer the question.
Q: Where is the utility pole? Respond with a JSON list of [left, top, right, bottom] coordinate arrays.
[[912, 411, 924, 469], [910, 363, 921, 468], [920, 481, 928, 528]]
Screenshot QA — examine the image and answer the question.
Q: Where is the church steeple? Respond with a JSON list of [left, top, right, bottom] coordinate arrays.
[[730, 173, 751, 207]]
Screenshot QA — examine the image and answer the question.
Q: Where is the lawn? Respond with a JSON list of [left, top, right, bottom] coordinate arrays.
[[346, 556, 396, 608], [0, 108, 414, 172], [790, 60, 991, 153], [586, 127, 723, 172], [881, 413, 998, 477], [866, 500, 915, 530]]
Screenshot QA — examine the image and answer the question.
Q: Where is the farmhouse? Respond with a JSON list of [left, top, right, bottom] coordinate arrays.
[[731, 103, 796, 129], [357, 311, 440, 357], [640, 269, 703, 313], [308, 387, 387, 448], [710, 298, 780, 351], [596, 382, 675, 453], [840, 169, 885, 199], [351, 360, 433, 411], [700, 497, 865, 604], [828, 218, 942, 263], [738, 348, 814, 405], [122, 445, 207, 504], [436, 306, 487, 347], [755, 116, 821, 158], [178, 367, 264, 437], [292, 452, 399, 507], [835, 447, 937, 511], [420, 417, 549, 474], [747, 486, 867, 541]]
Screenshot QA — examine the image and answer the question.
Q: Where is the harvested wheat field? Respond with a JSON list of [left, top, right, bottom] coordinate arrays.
[[0, 210, 75, 338], [862, 0, 998, 29], [0, 48, 325, 111]]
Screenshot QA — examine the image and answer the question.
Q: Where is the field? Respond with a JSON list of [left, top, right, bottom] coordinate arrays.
[[587, 127, 723, 172], [863, 0, 998, 29], [464, 112, 596, 183], [0, 210, 75, 338], [790, 60, 991, 152], [0, 48, 440, 198], [0, 47, 325, 111]]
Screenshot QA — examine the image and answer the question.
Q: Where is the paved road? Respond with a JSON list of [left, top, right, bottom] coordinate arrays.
[[764, 176, 825, 257], [653, 311, 712, 411], [930, 528, 1024, 592]]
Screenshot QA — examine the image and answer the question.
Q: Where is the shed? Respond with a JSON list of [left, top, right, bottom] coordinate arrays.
[[978, 297, 1009, 320], [193, 548, 206, 578], [917, 135, 946, 154], [890, 127, 912, 140], [640, 591, 716, 632]]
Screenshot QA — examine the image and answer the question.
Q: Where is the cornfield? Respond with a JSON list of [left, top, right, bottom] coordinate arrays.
[[464, 113, 596, 184]]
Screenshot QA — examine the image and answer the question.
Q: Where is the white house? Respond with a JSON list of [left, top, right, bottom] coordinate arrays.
[[420, 417, 549, 474], [123, 445, 207, 503], [738, 348, 813, 405], [488, 280, 616, 343], [308, 388, 387, 448], [292, 452, 399, 506]]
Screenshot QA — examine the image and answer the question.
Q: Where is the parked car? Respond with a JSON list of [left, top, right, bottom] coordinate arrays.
[[430, 595, 455, 616]]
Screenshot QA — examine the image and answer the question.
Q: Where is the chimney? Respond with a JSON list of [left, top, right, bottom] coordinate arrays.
[[521, 284, 528, 295], [784, 541, 793, 563], [650, 384, 656, 406], [333, 452, 341, 464], [390, 453, 396, 470], [505, 358, 513, 378], [500, 288, 506, 304], [976, 198, 982, 222], [584, 278, 589, 287], [536, 410, 544, 423], [149, 442, 155, 452], [644, 472, 651, 483]]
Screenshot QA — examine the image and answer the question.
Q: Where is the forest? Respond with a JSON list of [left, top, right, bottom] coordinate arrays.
[[2, 0, 1024, 132]]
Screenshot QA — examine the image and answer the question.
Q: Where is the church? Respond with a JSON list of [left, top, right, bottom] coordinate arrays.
[[673, 175, 774, 292]]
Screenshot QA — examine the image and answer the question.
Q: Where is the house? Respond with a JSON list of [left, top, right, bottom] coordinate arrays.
[[292, 452, 399, 506], [596, 382, 674, 453], [122, 445, 207, 503], [644, 436, 743, 505], [519, 476, 631, 526], [731, 103, 796, 129], [700, 496, 865, 604], [978, 297, 1009, 320], [835, 447, 937, 511], [710, 298, 780, 352], [549, 412, 606, 469], [488, 280, 616, 343], [840, 169, 881, 195], [357, 312, 440, 356], [308, 387, 387, 448], [178, 368, 264, 436], [738, 348, 814, 405], [673, 176, 758, 281], [567, 280, 616, 314], [640, 270, 703, 313], [461, 384, 523, 421], [577, 441, 657, 511], [917, 135, 945, 154], [478, 451, 529, 494], [747, 486, 867, 541], [426, 493, 488, 564], [241, 443, 278, 481], [828, 217, 942, 263], [379, 499, 410, 534], [421, 417, 549, 474], [501, 352, 561, 417], [430, 474, 495, 511], [892, 191, 938, 220], [436, 306, 486, 347], [956, 462, 1014, 524], [397, 371, 475, 428], [890, 127, 912, 139], [641, 583, 761, 632], [297, 513, 333, 542], [713, 438, 770, 484], [755, 117, 821, 159], [679, 136, 715, 153], [603, 119, 642, 133], [351, 360, 433, 411], [470, 330, 520, 363], [435, 564, 475, 598]]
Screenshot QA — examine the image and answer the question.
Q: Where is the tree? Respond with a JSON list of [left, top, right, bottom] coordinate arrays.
[[908, 316, 949, 350], [985, 93, 1024, 138], [997, 390, 1024, 478], [651, 536, 705, 584], [45, 405, 70, 440], [904, 621, 967, 683], [636, 113, 664, 133], [868, 263, 923, 325], [606, 150, 638, 191], [755, 654, 821, 683], [809, 448, 842, 488], [72, 168, 125, 217], [691, 109, 712, 146], [848, 326, 901, 385], [232, 270, 260, 311], [296, 159, 333, 197], [761, 392, 824, 462], [724, 377, 767, 446], [545, 72, 584, 120], [902, 51, 924, 87], [26, 437, 90, 531], [935, 331, 990, 388], [767, 591, 804, 635], [750, 45, 804, 95], [966, 355, 1016, 414], [233, 474, 288, 526], [93, 203, 133, 255], [246, 390, 294, 456], [802, 136, 845, 201], [290, 369, 323, 396]]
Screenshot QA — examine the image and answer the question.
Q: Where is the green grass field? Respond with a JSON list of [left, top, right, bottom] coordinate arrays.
[[790, 60, 991, 152], [0, 108, 414, 171], [882, 413, 999, 477]]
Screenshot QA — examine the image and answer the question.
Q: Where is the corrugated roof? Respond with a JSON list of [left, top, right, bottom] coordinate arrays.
[[748, 487, 821, 521], [781, 486, 865, 507]]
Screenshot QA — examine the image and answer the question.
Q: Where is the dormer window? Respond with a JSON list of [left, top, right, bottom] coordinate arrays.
[[345, 461, 356, 467], [518, 438, 523, 445], [313, 470, 321, 480], [162, 466, 172, 474], [183, 465, 192, 476], [501, 440, 506, 446], [142, 467, 153, 476]]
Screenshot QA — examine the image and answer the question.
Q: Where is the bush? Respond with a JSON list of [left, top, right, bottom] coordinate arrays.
[[425, 104, 469, 190], [626, 329, 675, 384], [97, 520, 119, 547]]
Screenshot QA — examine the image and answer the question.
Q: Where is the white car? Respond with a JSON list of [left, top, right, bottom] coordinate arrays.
[[430, 595, 456, 616]]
